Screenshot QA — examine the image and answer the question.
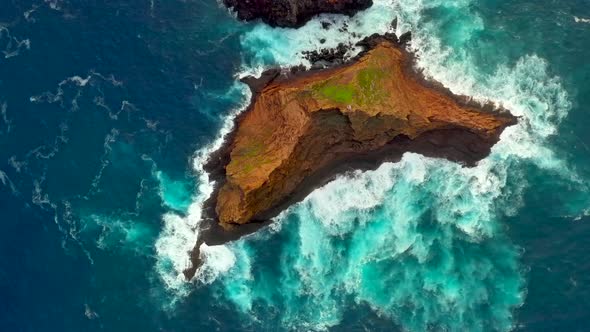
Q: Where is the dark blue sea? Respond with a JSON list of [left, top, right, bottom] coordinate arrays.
[[2, 0, 590, 331]]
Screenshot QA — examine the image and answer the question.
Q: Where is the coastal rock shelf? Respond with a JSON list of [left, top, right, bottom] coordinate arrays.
[[205, 36, 516, 230], [222, 0, 373, 27]]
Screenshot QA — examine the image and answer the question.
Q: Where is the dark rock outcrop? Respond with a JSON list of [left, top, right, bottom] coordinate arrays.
[[184, 34, 516, 279], [302, 43, 350, 68], [222, 0, 373, 28]]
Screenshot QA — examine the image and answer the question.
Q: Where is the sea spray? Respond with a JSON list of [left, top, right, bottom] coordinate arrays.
[[240, 0, 398, 70], [218, 154, 527, 331], [154, 81, 251, 293]]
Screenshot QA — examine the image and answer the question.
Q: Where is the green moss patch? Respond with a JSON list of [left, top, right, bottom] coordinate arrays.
[[311, 65, 388, 107], [312, 80, 356, 104], [356, 67, 386, 105]]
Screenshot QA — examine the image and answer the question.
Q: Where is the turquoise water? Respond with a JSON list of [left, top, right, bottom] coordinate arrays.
[[1, 0, 590, 331]]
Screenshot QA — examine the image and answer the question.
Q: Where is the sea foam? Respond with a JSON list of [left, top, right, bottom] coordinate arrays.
[[0, 26, 31, 59]]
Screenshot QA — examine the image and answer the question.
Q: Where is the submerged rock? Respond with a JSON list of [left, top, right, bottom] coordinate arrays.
[[222, 0, 373, 28]]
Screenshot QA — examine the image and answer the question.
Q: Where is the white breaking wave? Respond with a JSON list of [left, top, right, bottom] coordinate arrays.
[[154, 81, 251, 293], [30, 74, 92, 105], [574, 16, 590, 24], [30, 72, 121, 106]]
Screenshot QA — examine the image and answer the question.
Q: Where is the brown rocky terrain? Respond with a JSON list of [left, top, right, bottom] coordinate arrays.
[[206, 36, 516, 230], [222, 0, 373, 27], [183, 34, 516, 279]]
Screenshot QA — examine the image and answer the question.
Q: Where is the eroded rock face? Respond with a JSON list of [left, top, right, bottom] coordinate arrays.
[[222, 0, 373, 27], [210, 39, 516, 227]]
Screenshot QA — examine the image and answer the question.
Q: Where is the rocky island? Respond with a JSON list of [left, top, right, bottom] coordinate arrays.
[[185, 33, 516, 278]]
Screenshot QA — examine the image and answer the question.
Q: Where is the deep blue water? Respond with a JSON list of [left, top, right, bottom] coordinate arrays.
[[1, 0, 590, 331]]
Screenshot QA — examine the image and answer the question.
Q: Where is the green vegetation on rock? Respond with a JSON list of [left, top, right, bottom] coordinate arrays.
[[313, 80, 356, 104], [311, 65, 387, 107]]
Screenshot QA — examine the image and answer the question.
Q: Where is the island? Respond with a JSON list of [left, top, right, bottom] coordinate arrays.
[[210, 34, 515, 227], [185, 34, 516, 279], [222, 0, 373, 27]]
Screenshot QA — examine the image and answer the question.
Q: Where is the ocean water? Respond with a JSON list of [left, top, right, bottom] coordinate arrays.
[[1, 0, 590, 331]]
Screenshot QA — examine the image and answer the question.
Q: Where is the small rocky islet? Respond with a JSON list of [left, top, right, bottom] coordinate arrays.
[[187, 0, 516, 277]]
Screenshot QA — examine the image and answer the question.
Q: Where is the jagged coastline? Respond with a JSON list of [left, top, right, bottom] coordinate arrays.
[[184, 33, 516, 279]]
